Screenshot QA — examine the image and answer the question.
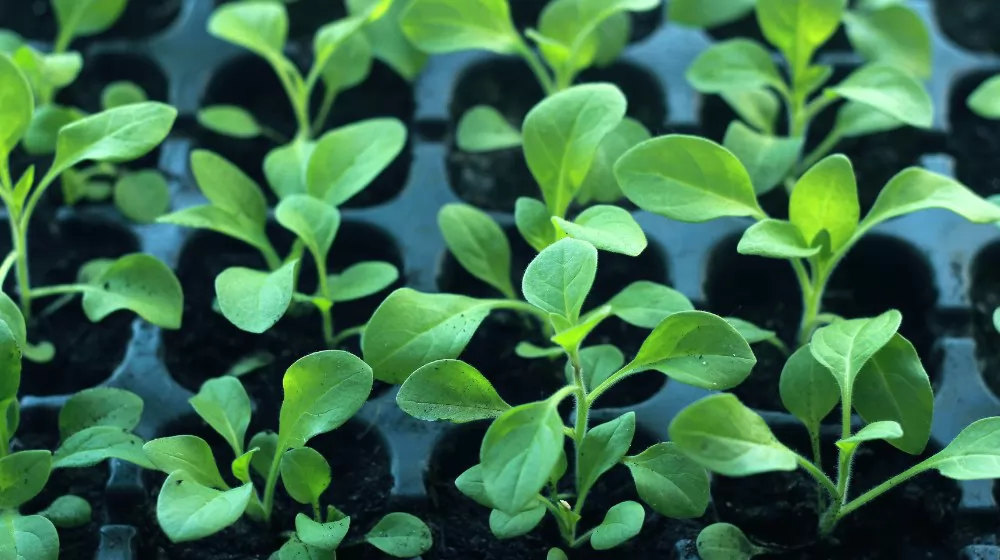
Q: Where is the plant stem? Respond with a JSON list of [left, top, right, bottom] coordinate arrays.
[[515, 40, 556, 95], [568, 352, 590, 544], [29, 284, 87, 298], [261, 445, 284, 523], [809, 426, 825, 511], [10, 215, 31, 320], [795, 455, 839, 498], [835, 462, 929, 521], [313, 254, 335, 347], [0, 251, 16, 287], [799, 129, 843, 173], [331, 324, 365, 345], [311, 89, 338, 138]]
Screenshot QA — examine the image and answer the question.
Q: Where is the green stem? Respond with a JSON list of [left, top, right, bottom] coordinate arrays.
[[10, 215, 30, 320], [261, 444, 284, 523], [259, 243, 282, 272], [515, 40, 556, 95], [568, 353, 590, 544], [332, 324, 365, 345], [836, 462, 930, 521], [795, 454, 839, 498], [809, 426, 825, 510], [29, 284, 87, 299], [0, 251, 16, 287], [311, 89, 338, 138], [799, 129, 843, 174], [269, 57, 312, 140], [315, 263, 335, 347]]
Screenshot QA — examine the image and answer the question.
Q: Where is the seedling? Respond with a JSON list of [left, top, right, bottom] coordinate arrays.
[[0, 54, 183, 360], [969, 75, 1000, 120], [682, 0, 933, 195], [394, 237, 758, 552], [400, 0, 656, 164], [142, 351, 433, 558], [158, 148, 401, 345], [0, 299, 156, 557], [669, 311, 1000, 559], [615, 138, 1000, 346]]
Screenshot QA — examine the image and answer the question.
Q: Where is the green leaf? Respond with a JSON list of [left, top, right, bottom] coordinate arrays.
[[517, 342, 563, 359], [156, 471, 252, 543], [231, 448, 257, 484], [456, 106, 522, 152], [0, 451, 51, 508], [687, 39, 783, 94], [0, 53, 33, 155], [843, 5, 930, 79], [53, 0, 127, 38], [215, 261, 299, 334], [969, 76, 1000, 119], [281, 447, 331, 505], [757, 0, 844, 74], [51, 102, 177, 177], [275, 535, 335, 560], [723, 122, 803, 195], [522, 238, 597, 321], [535, 0, 657, 73], [737, 219, 821, 259], [22, 104, 82, 155], [265, 139, 316, 200], [607, 281, 693, 329], [779, 345, 840, 431], [726, 318, 782, 348], [836, 420, 903, 451], [0, 515, 58, 560], [669, 394, 797, 476], [249, 431, 278, 478], [669, 0, 756, 28], [400, 0, 520, 54], [579, 412, 635, 498], [829, 64, 932, 129], [397, 359, 510, 422], [197, 105, 262, 139], [924, 418, 1000, 480], [276, 195, 340, 262], [590, 501, 644, 550], [722, 89, 780, 135], [59, 387, 142, 440], [616, 135, 763, 222], [101, 81, 148, 110], [348, 0, 428, 80], [523, 84, 627, 217], [54, 426, 153, 469], [489, 505, 545, 539], [279, 351, 373, 447], [861, 168, 1000, 231], [190, 376, 252, 457], [550, 305, 611, 354], [624, 442, 709, 518], [439, 203, 514, 297], [515, 197, 558, 252], [809, 310, 902, 397], [481, 401, 564, 513], [623, 311, 756, 390], [592, 12, 630, 67], [318, 27, 373, 95], [38, 495, 92, 529], [577, 117, 651, 205], [853, 334, 933, 455], [548, 549, 569, 560], [81, 254, 184, 329], [362, 289, 495, 383], [296, 513, 350, 550], [208, 1, 288, 59], [364, 512, 433, 557], [697, 523, 761, 560], [113, 170, 170, 223], [572, 344, 624, 390], [144, 436, 228, 489], [455, 464, 494, 508], [553, 205, 647, 257], [328, 261, 399, 303], [307, 118, 406, 206], [789, 154, 859, 251]]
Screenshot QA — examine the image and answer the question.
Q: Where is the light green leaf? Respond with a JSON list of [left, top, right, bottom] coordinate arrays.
[[515, 196, 558, 252], [265, 139, 316, 200], [348, 0, 428, 80], [365, 512, 433, 557], [517, 342, 564, 359], [924, 418, 1000, 480], [53, 0, 128, 38], [969, 76, 1000, 119], [607, 281, 693, 329], [616, 135, 763, 222], [697, 523, 761, 560], [843, 5, 931, 79], [536, 0, 657, 73], [328, 261, 399, 303], [737, 219, 821, 259], [571, 344, 624, 390], [156, 471, 252, 543], [489, 505, 545, 539], [455, 464, 494, 508], [829, 63, 932, 129], [307, 118, 406, 206], [181, 149, 268, 224], [279, 350, 373, 447], [281, 447, 331, 505], [723, 122, 802, 195], [624, 442, 709, 518], [22, 104, 82, 155], [296, 513, 350, 550], [577, 117, 651, 205], [789, 154, 859, 251], [547, 549, 569, 560], [143, 436, 228, 489], [579, 412, 635, 498], [0, 515, 58, 560], [456, 106, 522, 152], [549, 305, 611, 354], [197, 105, 262, 139], [114, 170, 171, 223], [37, 495, 92, 529], [397, 359, 510, 422], [861, 168, 1000, 231], [362, 289, 495, 383], [757, 0, 844, 73], [590, 501, 644, 550], [836, 420, 903, 450], [592, 12, 630, 67], [276, 195, 340, 261], [722, 89, 780, 135], [190, 376, 252, 457], [439, 203, 514, 297], [231, 448, 257, 484], [400, 0, 520, 54], [522, 238, 597, 321], [54, 426, 154, 469], [553, 205, 647, 257], [318, 27, 373, 95], [59, 387, 142, 440], [101, 81, 148, 110], [0, 451, 51, 508], [809, 310, 902, 396], [249, 431, 278, 478], [208, 1, 288, 59], [275, 535, 335, 560], [832, 100, 903, 139], [215, 261, 298, 334], [81, 254, 183, 329], [668, 394, 797, 476], [668, 0, 756, 28], [779, 345, 840, 431], [687, 39, 783, 94]]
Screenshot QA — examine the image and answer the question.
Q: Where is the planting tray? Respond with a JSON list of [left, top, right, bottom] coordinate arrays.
[[4, 0, 1000, 558]]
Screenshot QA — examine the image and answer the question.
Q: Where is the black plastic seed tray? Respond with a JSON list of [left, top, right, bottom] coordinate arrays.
[[4, 0, 1000, 558]]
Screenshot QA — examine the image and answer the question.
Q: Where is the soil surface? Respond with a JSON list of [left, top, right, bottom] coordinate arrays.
[[934, 0, 1000, 54]]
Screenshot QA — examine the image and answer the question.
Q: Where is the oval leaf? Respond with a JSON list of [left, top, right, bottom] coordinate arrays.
[[208, 1, 288, 58], [59, 387, 143, 440], [189, 376, 252, 457], [927, 418, 1000, 480], [81, 254, 183, 329], [143, 436, 228, 489], [862, 168, 1000, 231], [364, 512, 433, 557], [279, 350, 374, 447], [156, 471, 252, 543], [281, 447, 332, 505], [687, 39, 783, 93], [809, 310, 902, 397], [215, 261, 298, 334], [307, 118, 406, 206], [295, 513, 350, 550], [590, 501, 645, 550], [579, 412, 636, 498], [0, 53, 34, 154], [789, 154, 859, 251], [829, 63, 932, 129], [275, 195, 340, 261], [400, 0, 520, 54], [397, 359, 510, 423], [779, 345, 840, 430], [737, 219, 821, 259], [607, 281, 694, 329], [522, 238, 597, 321], [328, 261, 399, 303], [697, 523, 760, 560], [439, 203, 514, 297], [457, 105, 522, 152], [0, 451, 51, 509], [553, 205, 647, 257]]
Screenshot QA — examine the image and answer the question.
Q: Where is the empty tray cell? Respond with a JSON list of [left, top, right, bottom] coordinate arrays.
[[934, 0, 1000, 54], [969, 240, 1000, 401], [950, 71, 1000, 199]]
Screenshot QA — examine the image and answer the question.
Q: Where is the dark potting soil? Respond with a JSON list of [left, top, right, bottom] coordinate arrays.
[[705, 233, 939, 412], [711, 425, 963, 559], [0, 217, 138, 397], [139, 416, 394, 560], [196, 55, 414, 209], [162, 223, 397, 426], [0, 0, 181, 42], [949, 71, 1000, 199], [934, 0, 1000, 54], [447, 58, 667, 213], [969, 241, 1000, 400]]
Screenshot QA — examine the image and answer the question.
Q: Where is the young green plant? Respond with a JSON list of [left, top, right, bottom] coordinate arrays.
[[682, 0, 933, 195], [615, 137, 1000, 346], [158, 147, 401, 346], [142, 351, 432, 558], [400, 0, 657, 164], [0, 54, 183, 360], [394, 237, 758, 553], [668, 310, 1000, 558]]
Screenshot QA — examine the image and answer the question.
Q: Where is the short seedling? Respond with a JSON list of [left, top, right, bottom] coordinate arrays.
[[142, 350, 433, 558], [394, 237, 758, 553], [669, 311, 1000, 559], [0, 54, 183, 360], [615, 138, 1000, 346], [683, 0, 933, 195], [400, 0, 656, 166], [158, 148, 401, 346]]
